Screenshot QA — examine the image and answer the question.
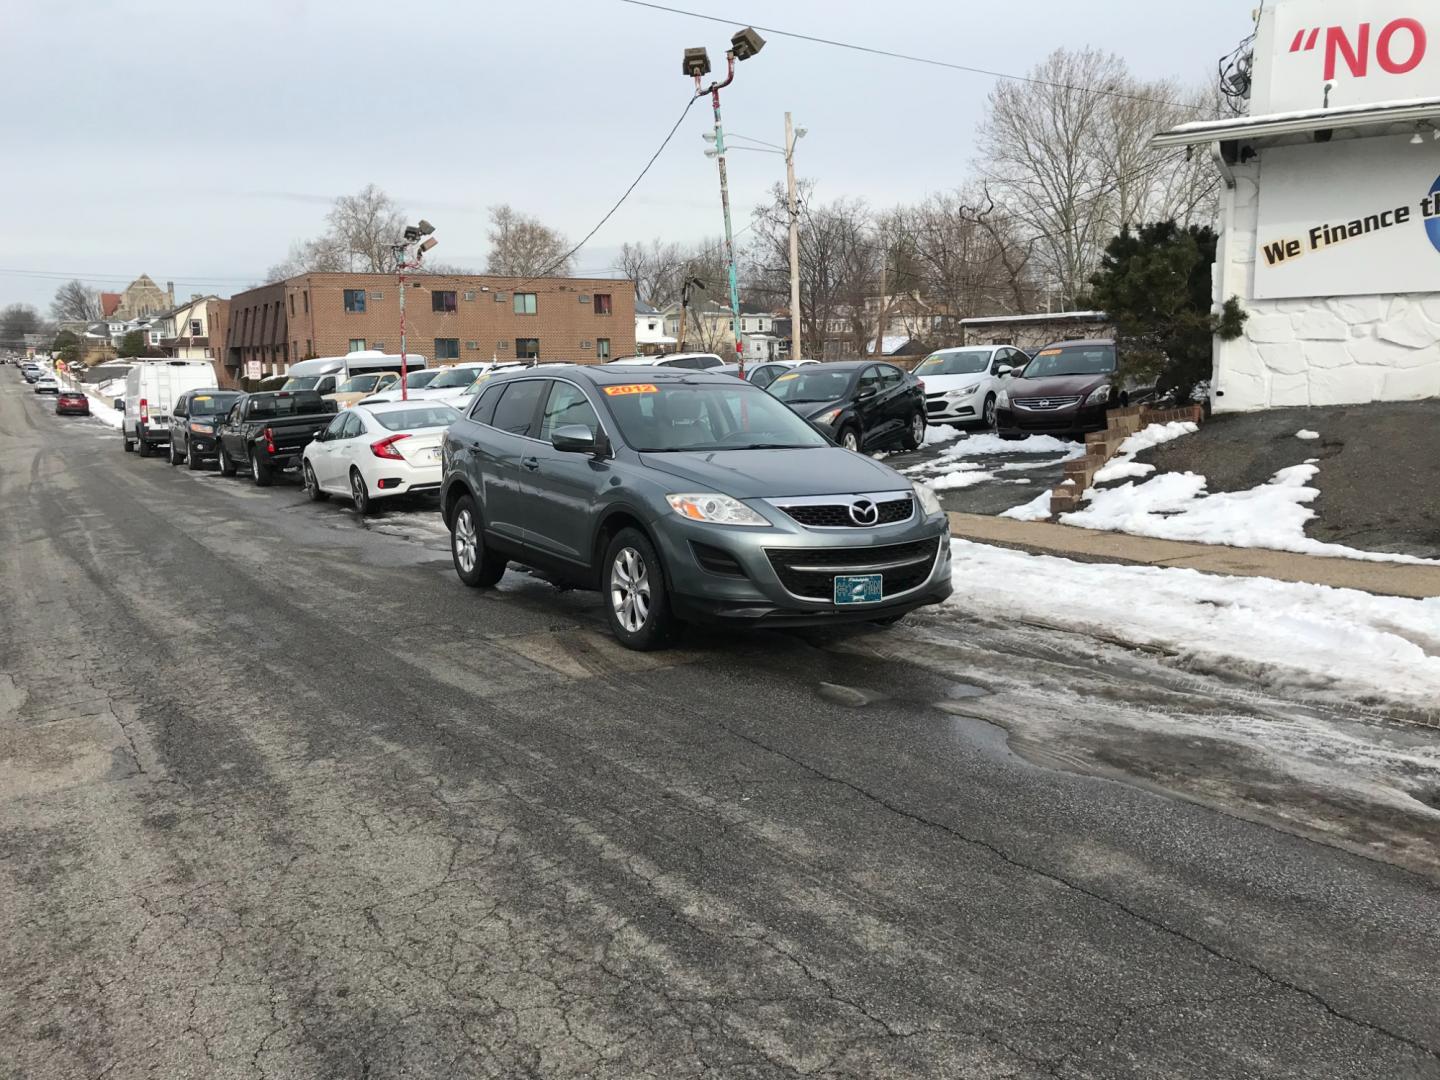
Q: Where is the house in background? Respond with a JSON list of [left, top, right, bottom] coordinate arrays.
[[155, 294, 223, 361], [112, 274, 175, 320], [960, 310, 1114, 350], [635, 299, 676, 355], [99, 292, 123, 318]]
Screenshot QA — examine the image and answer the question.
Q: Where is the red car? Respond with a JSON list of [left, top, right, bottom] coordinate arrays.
[[55, 391, 91, 416]]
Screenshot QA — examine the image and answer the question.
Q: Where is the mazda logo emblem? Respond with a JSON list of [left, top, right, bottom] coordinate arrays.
[[849, 498, 879, 526]]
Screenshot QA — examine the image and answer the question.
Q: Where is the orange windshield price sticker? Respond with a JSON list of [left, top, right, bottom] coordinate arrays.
[[603, 384, 658, 396], [1037, 349, 1062, 357]]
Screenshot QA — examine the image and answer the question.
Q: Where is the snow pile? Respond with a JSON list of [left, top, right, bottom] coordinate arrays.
[[87, 396, 123, 429], [929, 467, 997, 491], [946, 539, 1440, 705], [1115, 420, 1198, 455], [999, 491, 1053, 521], [1296, 429, 1320, 441], [920, 424, 963, 447], [1093, 458, 1156, 483], [961, 432, 1074, 455], [1066, 462, 1440, 565]]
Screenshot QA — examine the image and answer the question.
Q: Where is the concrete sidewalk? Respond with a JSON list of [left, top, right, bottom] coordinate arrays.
[[948, 513, 1440, 600]]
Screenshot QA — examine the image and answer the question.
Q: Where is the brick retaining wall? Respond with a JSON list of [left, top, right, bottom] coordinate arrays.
[[1049, 404, 1204, 516]]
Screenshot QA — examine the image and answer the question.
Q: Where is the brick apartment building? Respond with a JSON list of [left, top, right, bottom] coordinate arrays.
[[224, 272, 636, 381]]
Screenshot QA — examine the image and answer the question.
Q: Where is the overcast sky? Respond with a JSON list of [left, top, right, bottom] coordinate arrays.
[[0, 0, 1247, 311]]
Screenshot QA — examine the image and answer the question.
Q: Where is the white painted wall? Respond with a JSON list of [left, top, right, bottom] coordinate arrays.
[[1212, 149, 1440, 412]]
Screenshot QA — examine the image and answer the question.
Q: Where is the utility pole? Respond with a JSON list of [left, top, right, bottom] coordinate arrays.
[[874, 262, 888, 361], [785, 111, 802, 361], [390, 219, 437, 401], [684, 27, 765, 376]]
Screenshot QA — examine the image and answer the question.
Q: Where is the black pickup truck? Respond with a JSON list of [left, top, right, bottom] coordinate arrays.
[[214, 390, 339, 486]]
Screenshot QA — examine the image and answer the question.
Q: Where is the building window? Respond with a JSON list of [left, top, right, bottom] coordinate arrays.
[[348, 339, 366, 353], [466, 341, 479, 350], [305, 339, 312, 355], [432, 290, 458, 313], [435, 338, 460, 360], [515, 337, 540, 359], [344, 289, 366, 313], [463, 291, 476, 302], [191, 319, 203, 336], [303, 290, 309, 314], [513, 292, 537, 315], [288, 295, 295, 317], [204, 347, 212, 358], [596, 338, 611, 360], [593, 293, 613, 316]]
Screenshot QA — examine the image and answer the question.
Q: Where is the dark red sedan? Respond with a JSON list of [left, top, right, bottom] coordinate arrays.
[[55, 390, 91, 416]]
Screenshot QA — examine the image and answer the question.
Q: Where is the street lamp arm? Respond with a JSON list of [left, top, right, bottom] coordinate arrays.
[[693, 51, 736, 98]]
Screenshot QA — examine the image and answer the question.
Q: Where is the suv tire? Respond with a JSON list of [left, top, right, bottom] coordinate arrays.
[[217, 444, 237, 476], [603, 527, 678, 652], [168, 439, 182, 466], [449, 494, 506, 588], [187, 447, 204, 471]]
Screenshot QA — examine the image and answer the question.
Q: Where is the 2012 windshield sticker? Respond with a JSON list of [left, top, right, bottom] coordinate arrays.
[[603, 384, 658, 396], [1262, 195, 1440, 267]]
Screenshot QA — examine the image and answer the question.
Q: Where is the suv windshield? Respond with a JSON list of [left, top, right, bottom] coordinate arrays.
[[427, 367, 483, 389], [1023, 344, 1116, 378], [766, 370, 852, 404], [374, 405, 459, 431], [189, 394, 239, 416], [604, 382, 828, 452], [282, 376, 321, 390], [916, 350, 991, 376]]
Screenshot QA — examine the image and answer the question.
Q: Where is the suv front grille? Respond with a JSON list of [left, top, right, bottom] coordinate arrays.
[[766, 537, 940, 601], [778, 496, 914, 529]]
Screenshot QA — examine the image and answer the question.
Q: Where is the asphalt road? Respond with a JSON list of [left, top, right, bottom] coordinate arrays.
[[3, 375, 1438, 1080]]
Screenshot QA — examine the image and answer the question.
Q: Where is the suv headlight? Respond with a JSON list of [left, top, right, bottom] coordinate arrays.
[[667, 493, 771, 527], [1086, 384, 1112, 407], [912, 481, 943, 517]]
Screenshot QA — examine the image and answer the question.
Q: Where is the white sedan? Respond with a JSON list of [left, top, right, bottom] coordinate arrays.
[[912, 345, 1029, 428], [302, 400, 460, 514]]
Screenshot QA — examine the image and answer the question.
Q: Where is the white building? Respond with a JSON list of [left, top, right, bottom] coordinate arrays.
[[1157, 0, 1440, 412], [634, 299, 676, 355]]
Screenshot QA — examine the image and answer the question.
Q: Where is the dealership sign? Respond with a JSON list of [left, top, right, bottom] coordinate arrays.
[[1255, 135, 1440, 299], [1252, 0, 1437, 113]]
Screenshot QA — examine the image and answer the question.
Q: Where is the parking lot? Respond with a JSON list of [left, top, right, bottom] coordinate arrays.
[[4, 376, 1440, 1079]]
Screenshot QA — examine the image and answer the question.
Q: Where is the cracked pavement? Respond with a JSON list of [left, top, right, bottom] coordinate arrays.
[[2, 378, 1438, 1079]]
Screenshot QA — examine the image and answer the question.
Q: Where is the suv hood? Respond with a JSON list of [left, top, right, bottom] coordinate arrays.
[[638, 447, 909, 499], [1009, 372, 1111, 397]]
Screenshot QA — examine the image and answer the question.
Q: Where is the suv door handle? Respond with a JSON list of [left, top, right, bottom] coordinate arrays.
[[521, 456, 540, 471]]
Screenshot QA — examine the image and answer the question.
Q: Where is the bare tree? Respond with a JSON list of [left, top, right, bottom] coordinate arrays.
[[485, 205, 574, 277], [50, 280, 102, 323], [266, 234, 350, 281], [1, 303, 45, 344], [326, 184, 406, 273], [619, 239, 687, 307]]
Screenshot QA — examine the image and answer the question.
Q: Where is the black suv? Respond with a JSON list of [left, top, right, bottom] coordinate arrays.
[[440, 366, 951, 650], [168, 389, 241, 470]]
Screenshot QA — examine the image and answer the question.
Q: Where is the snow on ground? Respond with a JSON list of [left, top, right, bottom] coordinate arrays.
[[929, 468, 997, 491], [1115, 420, 1197, 455], [1296, 429, 1320, 440], [1092, 458, 1155, 483], [999, 491, 1053, 521], [920, 424, 963, 447], [946, 539, 1440, 706], [960, 433, 1074, 455], [86, 397, 123, 429], [1068, 462, 1440, 565]]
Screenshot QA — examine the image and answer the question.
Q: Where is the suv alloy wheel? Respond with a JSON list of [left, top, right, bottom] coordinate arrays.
[[603, 528, 678, 651], [449, 494, 506, 587]]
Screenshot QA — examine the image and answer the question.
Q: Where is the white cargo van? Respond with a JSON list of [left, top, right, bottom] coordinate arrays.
[[123, 360, 221, 456]]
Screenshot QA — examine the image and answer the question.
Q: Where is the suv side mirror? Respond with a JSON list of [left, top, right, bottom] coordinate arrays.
[[551, 424, 598, 454]]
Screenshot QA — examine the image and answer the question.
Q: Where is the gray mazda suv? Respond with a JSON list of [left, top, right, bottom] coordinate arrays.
[[440, 365, 953, 650]]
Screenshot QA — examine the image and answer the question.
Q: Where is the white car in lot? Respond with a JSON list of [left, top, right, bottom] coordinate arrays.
[[33, 373, 60, 394], [362, 361, 524, 408], [301, 400, 460, 514], [912, 345, 1029, 429]]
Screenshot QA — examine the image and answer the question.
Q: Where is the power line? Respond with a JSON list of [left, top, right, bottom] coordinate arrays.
[[512, 93, 702, 291], [617, 0, 1203, 112]]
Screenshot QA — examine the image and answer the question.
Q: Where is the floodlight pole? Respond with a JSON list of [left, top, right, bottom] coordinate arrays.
[[392, 223, 437, 401], [696, 53, 744, 376]]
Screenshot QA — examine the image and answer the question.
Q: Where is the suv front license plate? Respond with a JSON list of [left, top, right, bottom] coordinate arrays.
[[834, 574, 883, 605]]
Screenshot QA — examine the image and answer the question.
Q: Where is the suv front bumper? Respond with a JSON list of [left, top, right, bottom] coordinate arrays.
[[657, 515, 954, 627]]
